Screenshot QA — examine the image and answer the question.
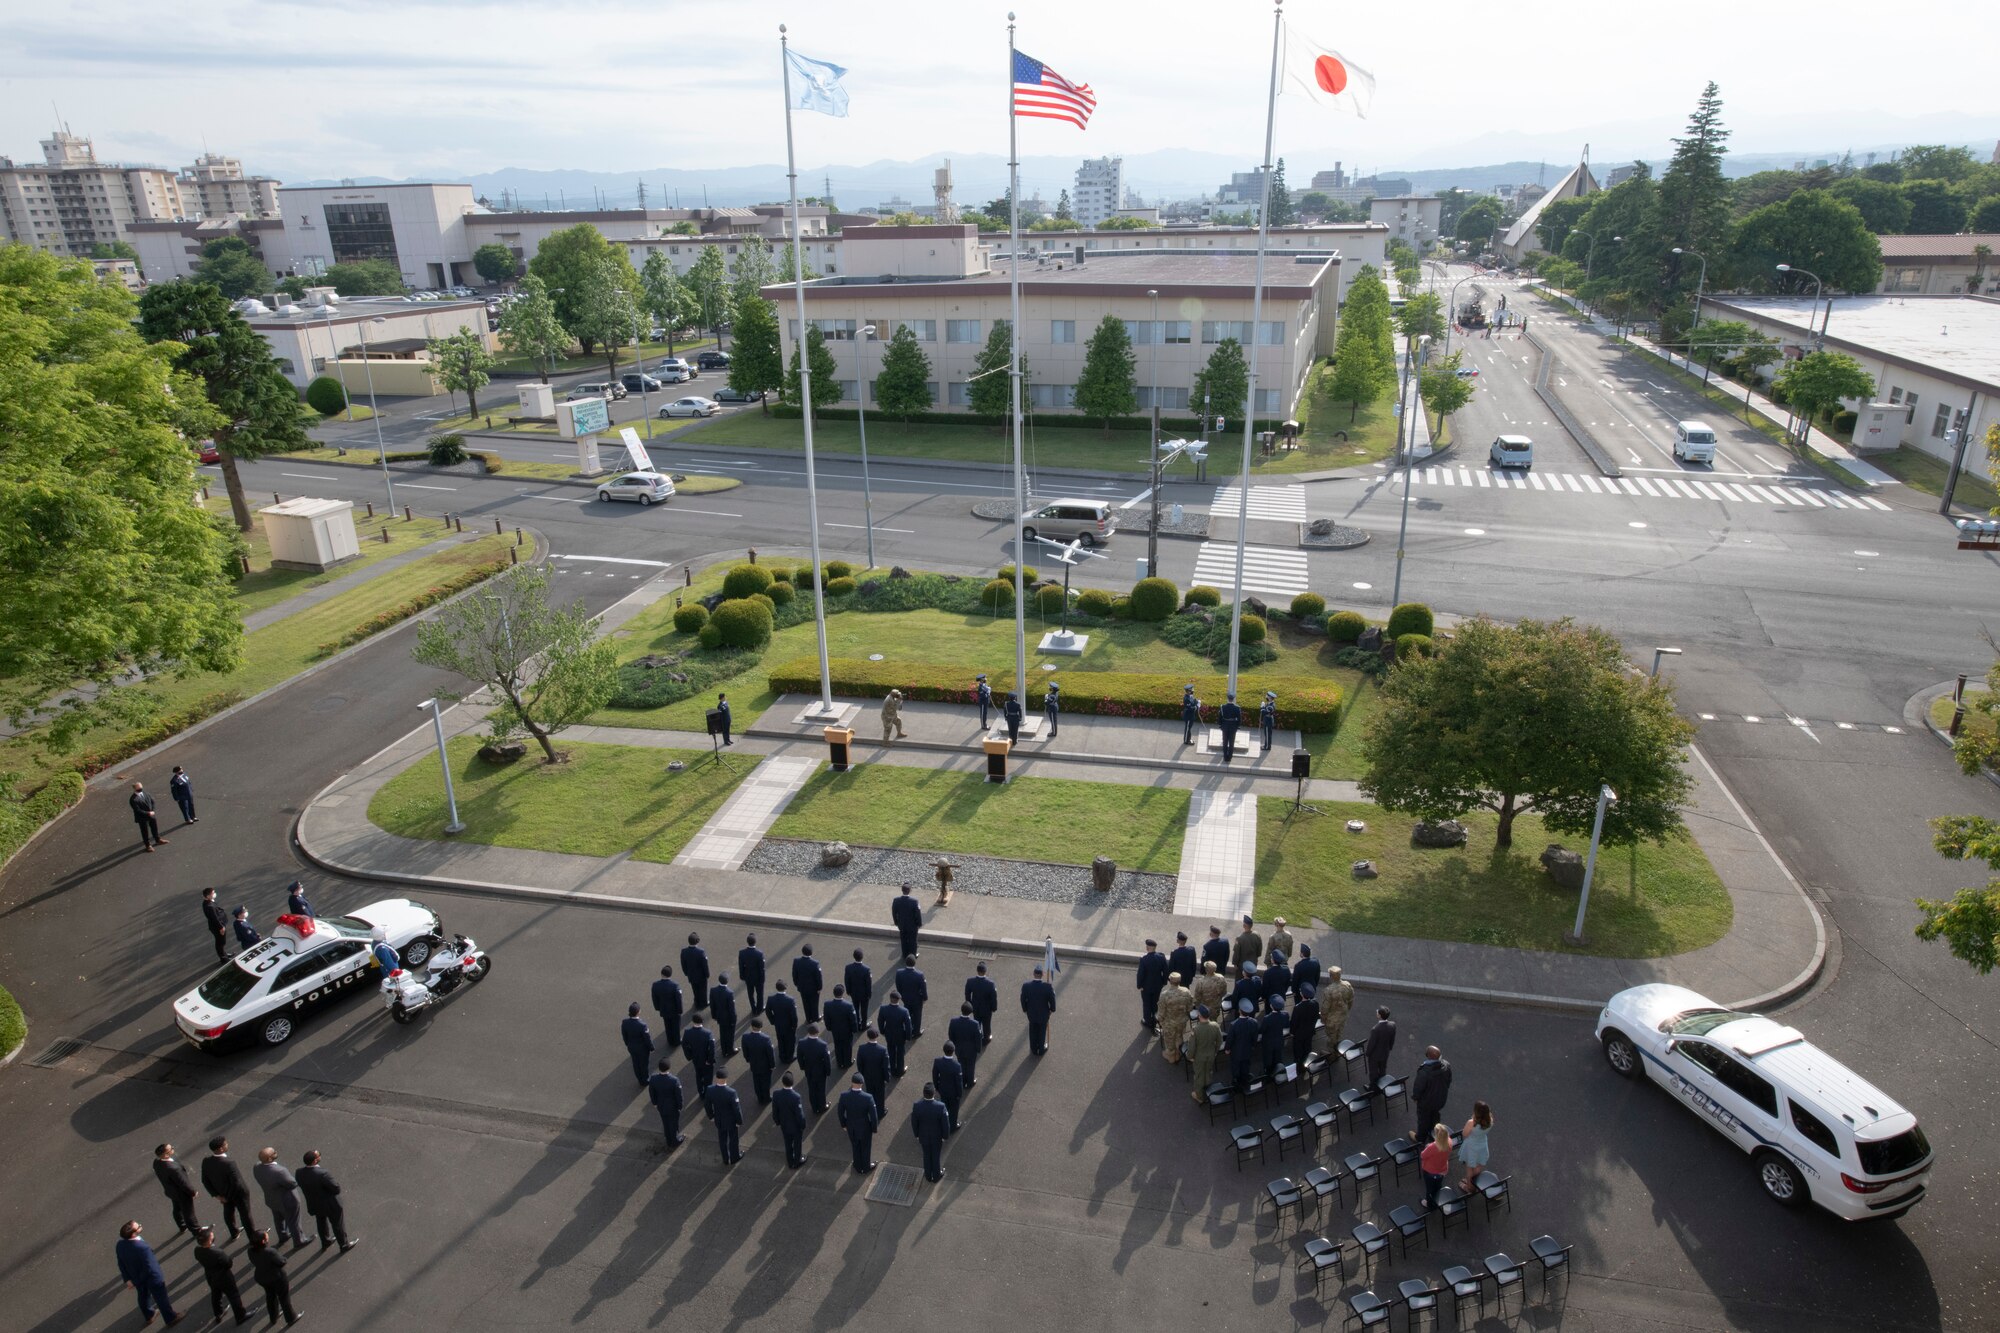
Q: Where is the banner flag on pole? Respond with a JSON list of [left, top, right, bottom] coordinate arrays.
[[1281, 28, 1375, 118], [787, 49, 850, 117], [1043, 935, 1061, 980]]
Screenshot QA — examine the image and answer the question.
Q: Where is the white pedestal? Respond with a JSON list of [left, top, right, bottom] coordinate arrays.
[[791, 701, 861, 728], [1037, 630, 1089, 657], [1202, 729, 1265, 758], [989, 715, 1045, 741]]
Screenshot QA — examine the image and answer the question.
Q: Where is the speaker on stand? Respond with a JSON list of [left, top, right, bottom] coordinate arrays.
[[1289, 747, 1323, 816]]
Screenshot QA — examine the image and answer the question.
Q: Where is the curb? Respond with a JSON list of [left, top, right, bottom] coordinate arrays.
[[739, 724, 1314, 781], [1911, 679, 2000, 793]]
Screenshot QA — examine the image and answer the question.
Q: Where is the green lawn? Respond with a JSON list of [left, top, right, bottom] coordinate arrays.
[[0, 981, 22, 1061], [768, 763, 1190, 873], [369, 736, 755, 864], [1254, 800, 1732, 957], [307, 403, 375, 422], [1869, 446, 2000, 512], [1297, 365, 1401, 468], [1931, 692, 1997, 745]]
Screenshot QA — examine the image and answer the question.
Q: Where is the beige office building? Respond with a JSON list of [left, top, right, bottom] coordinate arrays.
[[0, 131, 186, 256], [179, 153, 280, 219]]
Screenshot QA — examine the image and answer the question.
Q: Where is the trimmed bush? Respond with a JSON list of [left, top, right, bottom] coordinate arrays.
[[1385, 602, 1434, 639], [1396, 632, 1435, 661], [427, 433, 469, 465], [1035, 584, 1068, 614], [765, 656, 1343, 731], [998, 564, 1039, 585], [1076, 588, 1116, 618], [979, 578, 1015, 610], [305, 376, 349, 417], [769, 567, 793, 585], [824, 560, 854, 580], [1110, 596, 1134, 619], [673, 603, 710, 634], [794, 565, 819, 589], [722, 562, 774, 599], [1185, 585, 1222, 608], [749, 592, 776, 617], [1327, 610, 1367, 644], [1129, 576, 1180, 622], [1334, 645, 1388, 676], [825, 576, 857, 597], [708, 597, 774, 649], [1239, 614, 1267, 644], [1832, 408, 1858, 434], [1290, 592, 1326, 620], [847, 571, 984, 615], [767, 580, 796, 606], [698, 622, 723, 649]]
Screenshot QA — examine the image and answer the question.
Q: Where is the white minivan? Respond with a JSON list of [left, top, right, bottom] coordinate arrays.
[[1673, 420, 1717, 464], [1488, 435, 1533, 470]]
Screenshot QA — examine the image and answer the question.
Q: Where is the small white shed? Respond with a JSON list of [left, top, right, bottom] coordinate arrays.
[[259, 497, 361, 572]]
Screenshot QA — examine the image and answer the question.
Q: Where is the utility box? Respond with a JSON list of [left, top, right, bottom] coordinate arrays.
[[259, 497, 360, 572], [824, 726, 854, 772], [983, 736, 1011, 783], [517, 382, 555, 420], [1851, 401, 1909, 454]]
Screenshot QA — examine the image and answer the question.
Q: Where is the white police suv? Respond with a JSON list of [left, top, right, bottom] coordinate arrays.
[[174, 901, 442, 1052], [1597, 984, 1931, 1220]]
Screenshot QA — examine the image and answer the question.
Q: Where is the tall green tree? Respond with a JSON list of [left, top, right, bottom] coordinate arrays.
[[1055, 189, 1073, 221], [776, 243, 820, 282], [638, 250, 688, 352], [426, 329, 494, 417], [728, 295, 784, 413], [1328, 267, 1394, 419], [1774, 351, 1875, 428], [874, 323, 935, 422], [1454, 198, 1503, 244], [528, 224, 640, 353], [1898, 145, 1981, 182], [193, 237, 273, 300], [568, 264, 642, 382], [1190, 338, 1248, 426], [685, 246, 732, 345], [1901, 179, 1968, 235], [496, 274, 571, 382], [472, 244, 519, 287], [90, 239, 141, 268], [1267, 159, 1295, 227], [1536, 197, 1593, 257], [783, 324, 841, 410], [1418, 349, 1475, 433], [1396, 291, 1445, 341], [966, 319, 1024, 419], [1648, 82, 1734, 309], [729, 235, 776, 308], [1730, 191, 1883, 293], [1828, 177, 1914, 233], [1361, 617, 1696, 849], [1971, 197, 2000, 233], [0, 246, 241, 745], [322, 260, 406, 296], [1917, 814, 2000, 975], [138, 280, 308, 532], [1074, 313, 1137, 427]]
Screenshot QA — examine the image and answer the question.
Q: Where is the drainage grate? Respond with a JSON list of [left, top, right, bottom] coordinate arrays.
[[864, 1163, 923, 1207], [27, 1037, 87, 1068]]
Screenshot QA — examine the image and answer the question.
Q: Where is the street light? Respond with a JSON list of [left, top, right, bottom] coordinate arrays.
[[354, 314, 396, 512], [616, 288, 652, 439], [1443, 273, 1474, 359], [1775, 263, 1827, 350], [318, 304, 357, 423], [1650, 646, 1683, 678], [1145, 288, 1161, 574], [416, 699, 465, 834], [853, 324, 878, 570], [1566, 783, 1618, 945], [1389, 333, 1432, 608]]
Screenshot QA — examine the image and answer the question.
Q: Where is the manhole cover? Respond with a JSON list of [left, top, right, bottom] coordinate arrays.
[[864, 1163, 923, 1207], [27, 1037, 86, 1068]]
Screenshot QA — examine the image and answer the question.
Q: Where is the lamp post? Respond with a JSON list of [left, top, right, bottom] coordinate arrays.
[[1650, 646, 1682, 678], [1776, 264, 1824, 446], [617, 289, 653, 438], [417, 699, 465, 834], [1146, 288, 1161, 574], [1443, 274, 1473, 360], [1565, 783, 1618, 945], [1671, 244, 1708, 364], [1389, 333, 1432, 608], [355, 315, 396, 512], [853, 324, 878, 570], [319, 304, 357, 423]]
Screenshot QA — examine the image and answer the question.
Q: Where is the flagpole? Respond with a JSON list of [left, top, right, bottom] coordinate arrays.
[[1007, 14, 1029, 713], [1226, 0, 1284, 700], [780, 25, 837, 719]]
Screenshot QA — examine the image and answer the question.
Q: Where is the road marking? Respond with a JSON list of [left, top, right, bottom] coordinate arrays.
[[516, 490, 593, 503], [395, 482, 458, 491], [674, 506, 745, 517], [1527, 472, 1546, 490], [1861, 496, 1892, 511], [692, 458, 762, 466], [1627, 449, 1642, 463], [551, 554, 671, 567], [1475, 471, 1491, 487], [1463, 527, 1485, 536], [826, 522, 915, 533], [1581, 475, 1603, 493], [1628, 520, 1647, 529], [1191, 542, 1311, 597], [1634, 477, 1662, 497], [1854, 549, 1879, 557]]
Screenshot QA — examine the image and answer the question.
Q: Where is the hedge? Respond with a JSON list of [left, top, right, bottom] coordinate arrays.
[[997, 564, 1039, 585], [673, 603, 709, 634], [824, 561, 854, 580], [722, 563, 774, 599], [824, 576, 857, 597], [1327, 610, 1367, 644], [765, 657, 1343, 731], [1396, 633, 1434, 661], [1386, 603, 1434, 639], [767, 403, 1289, 435], [1129, 577, 1179, 622], [313, 558, 509, 659], [0, 770, 86, 871]]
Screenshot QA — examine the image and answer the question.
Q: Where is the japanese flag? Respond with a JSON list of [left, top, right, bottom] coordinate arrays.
[[1283, 28, 1376, 118]]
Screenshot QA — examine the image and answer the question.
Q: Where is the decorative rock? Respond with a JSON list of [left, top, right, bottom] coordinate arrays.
[[1411, 819, 1470, 848], [477, 741, 527, 763], [820, 841, 853, 868], [1345, 819, 1367, 833], [1540, 844, 1587, 891], [1176, 602, 1210, 618], [1091, 855, 1118, 891], [1243, 595, 1268, 619], [1308, 517, 1336, 536], [889, 566, 912, 579], [1352, 860, 1378, 879], [1358, 626, 1384, 651]]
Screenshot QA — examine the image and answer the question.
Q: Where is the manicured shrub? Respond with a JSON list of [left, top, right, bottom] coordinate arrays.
[[1327, 610, 1367, 644], [749, 592, 776, 617], [997, 564, 1039, 585], [722, 562, 774, 599], [698, 622, 723, 649], [708, 597, 774, 649], [769, 567, 793, 585], [1396, 632, 1434, 661], [673, 603, 710, 634], [794, 565, 819, 589], [824, 560, 854, 580], [1832, 408, 1858, 434], [1385, 602, 1434, 639], [1239, 614, 1267, 644], [1290, 592, 1326, 620], [825, 576, 857, 597], [1076, 588, 1116, 618], [305, 376, 349, 417], [1185, 585, 1223, 608], [1111, 596, 1134, 619], [979, 578, 1015, 609], [767, 580, 796, 605], [1129, 576, 1180, 622], [426, 433, 468, 465], [1035, 584, 1068, 614]]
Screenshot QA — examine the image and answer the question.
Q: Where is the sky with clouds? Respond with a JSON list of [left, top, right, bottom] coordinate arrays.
[[4, 0, 1991, 190]]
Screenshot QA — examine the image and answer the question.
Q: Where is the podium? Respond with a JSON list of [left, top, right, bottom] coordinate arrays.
[[824, 727, 854, 772], [983, 737, 1011, 784]]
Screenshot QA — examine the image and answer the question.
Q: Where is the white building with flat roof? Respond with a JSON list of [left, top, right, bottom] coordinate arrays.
[[1073, 157, 1124, 229], [1369, 196, 1441, 250], [238, 294, 491, 391], [277, 182, 481, 290]]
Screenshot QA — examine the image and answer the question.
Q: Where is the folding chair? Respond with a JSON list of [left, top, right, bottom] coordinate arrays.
[[1271, 1061, 1300, 1104], [1297, 1236, 1348, 1292], [1433, 1185, 1470, 1238], [1342, 1151, 1382, 1204], [1529, 1234, 1573, 1300], [1343, 1290, 1391, 1330], [1204, 1082, 1237, 1124], [1338, 1085, 1376, 1130], [1336, 1037, 1366, 1078], [1348, 1222, 1390, 1283], [1441, 1265, 1486, 1325], [1304, 1100, 1339, 1152], [1302, 1165, 1344, 1222], [1473, 1170, 1512, 1221], [1270, 1113, 1304, 1160], [1230, 1123, 1266, 1172], [1396, 1278, 1443, 1331], [1258, 1176, 1306, 1232], [1381, 1136, 1422, 1184], [1483, 1253, 1525, 1317], [1377, 1074, 1408, 1114], [1387, 1203, 1431, 1257]]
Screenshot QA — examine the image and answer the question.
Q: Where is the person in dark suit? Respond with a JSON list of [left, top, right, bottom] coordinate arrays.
[[1410, 1045, 1454, 1142], [765, 981, 800, 1064], [823, 985, 859, 1068], [130, 781, 168, 851], [1226, 1001, 1262, 1091], [170, 764, 197, 823], [1181, 684, 1202, 745], [947, 1003, 984, 1088], [742, 1017, 778, 1105], [1002, 691, 1024, 743], [1290, 986, 1322, 1069], [717, 692, 733, 746], [231, 907, 259, 951], [1291, 943, 1321, 1001], [911, 1084, 951, 1182], [1043, 681, 1060, 738], [1365, 1007, 1397, 1091], [192, 1226, 248, 1324], [681, 933, 711, 1012], [1201, 925, 1232, 975], [201, 1137, 256, 1239], [681, 1014, 718, 1091], [115, 1220, 179, 1326], [621, 1002, 655, 1088], [838, 1075, 880, 1173], [252, 1147, 303, 1248], [1020, 966, 1057, 1056], [246, 1230, 298, 1326], [844, 949, 874, 1021], [965, 962, 998, 1048], [647, 1060, 686, 1148], [878, 993, 913, 1077], [738, 933, 767, 1014], [295, 1149, 355, 1251], [791, 944, 824, 1023], [1263, 951, 1293, 1005], [1259, 996, 1290, 1078], [1134, 939, 1169, 1031], [894, 956, 929, 1036], [855, 1028, 891, 1114], [975, 673, 993, 729], [703, 1069, 745, 1165], [285, 880, 312, 919], [200, 888, 228, 962], [891, 883, 924, 959], [796, 1024, 833, 1114], [1168, 933, 1199, 995], [932, 1043, 965, 1133], [710, 973, 739, 1055], [153, 1143, 200, 1233], [773, 1073, 808, 1168], [1218, 691, 1242, 763], [651, 965, 685, 1050]]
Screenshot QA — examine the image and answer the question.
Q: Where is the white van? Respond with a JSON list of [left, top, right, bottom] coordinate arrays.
[[1020, 499, 1115, 546], [1488, 435, 1533, 470], [1673, 420, 1717, 464]]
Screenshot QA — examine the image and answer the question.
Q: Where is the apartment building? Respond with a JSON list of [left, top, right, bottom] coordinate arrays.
[[1073, 157, 1124, 229], [180, 153, 280, 218], [0, 131, 186, 256]]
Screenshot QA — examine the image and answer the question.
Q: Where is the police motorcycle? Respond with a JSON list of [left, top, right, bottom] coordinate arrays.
[[375, 926, 490, 1024]]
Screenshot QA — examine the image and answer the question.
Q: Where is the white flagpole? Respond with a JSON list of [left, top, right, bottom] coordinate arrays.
[[1007, 14, 1028, 709], [1226, 0, 1285, 699], [780, 26, 837, 719]]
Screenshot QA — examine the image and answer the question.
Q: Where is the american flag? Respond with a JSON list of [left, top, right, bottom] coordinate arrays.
[[1012, 50, 1095, 129]]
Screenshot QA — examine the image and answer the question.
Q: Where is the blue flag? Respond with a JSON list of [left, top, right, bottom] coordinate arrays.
[[787, 49, 849, 117]]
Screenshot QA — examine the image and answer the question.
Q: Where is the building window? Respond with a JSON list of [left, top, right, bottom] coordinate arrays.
[[1887, 267, 1924, 293], [1261, 320, 1286, 345], [898, 320, 936, 342], [1888, 386, 1902, 404], [1255, 388, 1278, 413], [791, 318, 858, 341], [1162, 321, 1191, 344], [946, 319, 980, 343], [948, 381, 973, 405], [1904, 392, 1918, 420], [1137, 386, 1190, 411], [1124, 319, 1154, 345], [1027, 383, 1074, 408], [1932, 404, 1952, 439], [322, 201, 397, 265], [836, 379, 858, 401], [1050, 320, 1076, 344], [1202, 320, 1253, 344]]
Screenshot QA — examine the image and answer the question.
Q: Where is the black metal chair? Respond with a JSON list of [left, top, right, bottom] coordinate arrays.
[[1440, 1265, 1485, 1325], [1387, 1203, 1431, 1257], [1377, 1074, 1408, 1114], [1342, 1150, 1382, 1203], [1343, 1290, 1391, 1331], [1304, 1100, 1339, 1151], [1259, 1176, 1306, 1231], [1230, 1123, 1266, 1171], [1349, 1222, 1390, 1282], [1433, 1185, 1470, 1238], [1205, 1082, 1236, 1124], [1396, 1277, 1443, 1331], [1336, 1037, 1367, 1078], [1381, 1135, 1422, 1184], [1339, 1085, 1376, 1130], [1529, 1234, 1573, 1299], [1298, 1235, 1348, 1292], [1302, 1165, 1344, 1222], [1271, 1061, 1300, 1103], [1473, 1170, 1512, 1221], [1302, 1051, 1331, 1094], [1483, 1252, 1525, 1316], [1270, 1113, 1304, 1159], [1244, 1074, 1268, 1110]]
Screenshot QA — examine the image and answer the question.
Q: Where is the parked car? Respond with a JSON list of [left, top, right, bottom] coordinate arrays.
[[595, 471, 676, 505], [621, 373, 664, 394], [1455, 366, 1480, 378], [656, 358, 697, 381], [713, 386, 765, 405], [696, 350, 732, 370], [195, 440, 220, 464], [569, 381, 628, 401], [659, 397, 719, 419]]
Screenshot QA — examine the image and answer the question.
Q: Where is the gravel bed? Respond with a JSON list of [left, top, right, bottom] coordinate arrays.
[[1300, 522, 1371, 549], [742, 837, 1178, 912]]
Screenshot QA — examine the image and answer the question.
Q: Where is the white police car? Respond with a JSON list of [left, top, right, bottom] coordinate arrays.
[[1597, 984, 1932, 1220], [173, 901, 442, 1052]]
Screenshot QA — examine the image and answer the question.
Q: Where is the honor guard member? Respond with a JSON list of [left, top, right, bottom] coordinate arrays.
[[766, 981, 800, 1063], [703, 1069, 745, 1166], [892, 883, 924, 960], [1181, 684, 1203, 744], [965, 962, 999, 1048], [856, 1028, 892, 1114], [933, 1044, 966, 1132], [895, 955, 930, 1036], [1043, 681, 1060, 739], [1201, 925, 1232, 975], [1134, 940, 1169, 1031], [838, 1075, 881, 1173], [791, 944, 825, 1024], [1218, 691, 1243, 763], [1002, 691, 1025, 744], [647, 1060, 686, 1148], [1259, 690, 1278, 751], [911, 1084, 952, 1183], [845, 948, 875, 1019], [1259, 995, 1290, 1078], [710, 973, 740, 1055], [620, 1003, 654, 1088], [716, 692, 733, 746], [1167, 933, 1200, 994], [773, 1074, 808, 1168], [742, 1017, 778, 1105], [1020, 966, 1057, 1056], [681, 1014, 719, 1090], [1291, 942, 1321, 1001], [651, 966, 685, 1050], [878, 993, 914, 1078], [975, 673, 994, 729], [824, 984, 860, 1068], [948, 1003, 985, 1087], [738, 934, 767, 1014], [796, 1024, 834, 1114], [681, 933, 711, 1012]]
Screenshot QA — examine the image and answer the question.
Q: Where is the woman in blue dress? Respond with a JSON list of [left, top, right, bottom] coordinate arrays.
[[1458, 1099, 1494, 1192]]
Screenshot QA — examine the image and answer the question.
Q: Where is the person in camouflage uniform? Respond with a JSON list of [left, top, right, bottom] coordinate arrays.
[[1186, 1007, 1223, 1101], [1189, 960, 1228, 1019], [1155, 973, 1193, 1063]]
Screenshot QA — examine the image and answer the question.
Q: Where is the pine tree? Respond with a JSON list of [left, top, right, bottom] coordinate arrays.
[[1650, 82, 1733, 308], [783, 324, 841, 410], [967, 320, 1025, 421], [1056, 189, 1073, 221], [1074, 314, 1138, 428], [1267, 159, 1295, 227], [873, 323, 935, 422]]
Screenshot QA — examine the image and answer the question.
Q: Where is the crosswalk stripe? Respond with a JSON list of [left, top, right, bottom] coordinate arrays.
[[1210, 485, 1309, 522], [1441, 469, 1455, 485], [1795, 488, 1825, 507], [1820, 492, 1852, 509], [1192, 541, 1310, 597], [1475, 470, 1491, 487], [1862, 496, 1892, 511], [1777, 488, 1810, 506], [1459, 468, 1474, 485], [1563, 474, 1585, 492], [1672, 479, 1701, 498], [1750, 484, 1786, 504], [1581, 475, 1603, 494], [1688, 479, 1718, 499], [1634, 477, 1661, 497], [1527, 472, 1546, 490], [1618, 479, 1641, 495]]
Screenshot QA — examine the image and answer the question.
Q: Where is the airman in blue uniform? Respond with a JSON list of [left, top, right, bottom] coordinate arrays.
[[620, 1003, 653, 1088], [911, 1085, 952, 1182], [681, 933, 711, 1012], [1260, 690, 1277, 751], [791, 944, 824, 1023], [1002, 691, 1025, 743], [797, 1024, 833, 1113], [773, 1073, 808, 1168], [975, 673, 993, 729], [894, 956, 929, 1036], [703, 1069, 744, 1165], [651, 966, 684, 1049], [742, 1017, 778, 1105], [824, 985, 859, 1068], [1181, 685, 1203, 744], [1218, 691, 1243, 763], [766, 981, 800, 1063], [948, 1003, 985, 1087], [1043, 682, 1060, 739], [647, 1060, 685, 1148], [838, 1075, 880, 1173], [738, 934, 766, 1014], [878, 994, 913, 1078]]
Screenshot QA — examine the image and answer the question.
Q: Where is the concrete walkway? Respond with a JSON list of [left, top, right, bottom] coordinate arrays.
[[674, 753, 815, 870], [1174, 785, 1257, 918]]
